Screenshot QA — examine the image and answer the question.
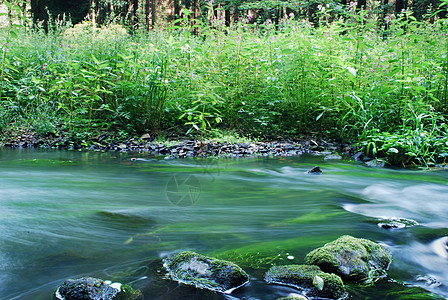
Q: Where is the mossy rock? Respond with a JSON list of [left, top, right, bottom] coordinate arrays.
[[265, 265, 346, 299], [304, 235, 392, 283], [163, 251, 249, 293], [54, 277, 142, 300]]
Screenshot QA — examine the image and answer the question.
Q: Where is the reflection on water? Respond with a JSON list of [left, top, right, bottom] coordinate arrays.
[[0, 149, 447, 299]]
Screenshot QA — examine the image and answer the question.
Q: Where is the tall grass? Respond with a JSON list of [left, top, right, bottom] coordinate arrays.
[[0, 10, 447, 166]]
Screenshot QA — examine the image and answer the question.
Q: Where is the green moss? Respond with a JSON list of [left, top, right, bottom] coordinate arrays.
[[383, 287, 445, 299], [304, 235, 392, 283], [272, 210, 344, 225], [265, 265, 346, 299], [210, 235, 336, 269], [115, 284, 143, 300]]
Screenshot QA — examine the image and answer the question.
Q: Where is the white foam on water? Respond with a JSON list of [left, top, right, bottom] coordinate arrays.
[[344, 183, 448, 225]]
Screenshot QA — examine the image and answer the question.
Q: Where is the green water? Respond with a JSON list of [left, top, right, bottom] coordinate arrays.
[[1, 149, 448, 299]]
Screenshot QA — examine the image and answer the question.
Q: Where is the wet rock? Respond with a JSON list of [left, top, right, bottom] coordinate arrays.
[[239, 142, 251, 149], [163, 251, 249, 293], [140, 133, 151, 140], [365, 158, 387, 168], [265, 265, 345, 299], [378, 217, 419, 230], [304, 235, 392, 283], [55, 277, 142, 300], [182, 146, 194, 152], [306, 166, 322, 175], [352, 152, 365, 161], [324, 154, 342, 160]]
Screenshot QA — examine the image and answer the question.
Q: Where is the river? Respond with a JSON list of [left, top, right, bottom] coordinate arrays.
[[1, 149, 447, 299]]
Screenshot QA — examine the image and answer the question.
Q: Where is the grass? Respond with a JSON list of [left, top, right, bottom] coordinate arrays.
[[1, 9, 448, 166]]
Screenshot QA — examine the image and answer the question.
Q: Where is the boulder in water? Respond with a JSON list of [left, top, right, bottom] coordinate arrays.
[[265, 265, 345, 299], [163, 251, 249, 293], [55, 277, 142, 300], [304, 235, 392, 283], [377, 217, 419, 230], [306, 166, 322, 175]]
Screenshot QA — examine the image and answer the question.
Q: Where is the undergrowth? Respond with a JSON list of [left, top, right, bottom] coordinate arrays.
[[1, 8, 448, 166]]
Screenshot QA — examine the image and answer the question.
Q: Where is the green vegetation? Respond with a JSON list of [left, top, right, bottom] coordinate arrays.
[[1, 2, 448, 166]]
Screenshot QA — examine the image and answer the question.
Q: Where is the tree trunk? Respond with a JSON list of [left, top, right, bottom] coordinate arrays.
[[225, 6, 230, 26], [145, 0, 150, 29], [151, 0, 156, 27], [174, 0, 180, 18], [232, 5, 239, 23], [30, 0, 48, 31], [308, 2, 318, 27], [357, 0, 366, 10], [132, 0, 139, 27], [395, 0, 404, 13]]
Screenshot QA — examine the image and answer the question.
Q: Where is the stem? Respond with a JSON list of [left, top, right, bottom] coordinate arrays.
[[0, 48, 5, 101]]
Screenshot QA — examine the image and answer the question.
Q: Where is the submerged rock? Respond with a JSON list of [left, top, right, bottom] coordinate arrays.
[[306, 166, 322, 175], [55, 277, 142, 300], [304, 235, 392, 283], [163, 251, 249, 293], [324, 154, 342, 160], [265, 265, 345, 299], [377, 217, 419, 230]]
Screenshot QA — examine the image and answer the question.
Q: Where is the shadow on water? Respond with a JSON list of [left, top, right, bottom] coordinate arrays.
[[0, 149, 447, 299]]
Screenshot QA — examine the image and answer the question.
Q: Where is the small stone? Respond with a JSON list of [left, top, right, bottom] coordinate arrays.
[[140, 133, 151, 140], [324, 154, 342, 160], [365, 158, 387, 168], [240, 142, 250, 149], [378, 217, 419, 230], [353, 152, 364, 161], [306, 166, 322, 175]]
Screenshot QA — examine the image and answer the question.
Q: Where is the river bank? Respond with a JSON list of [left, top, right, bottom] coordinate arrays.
[[0, 128, 356, 159]]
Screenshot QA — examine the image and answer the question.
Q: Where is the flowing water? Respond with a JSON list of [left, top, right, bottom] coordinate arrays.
[[1, 149, 448, 300]]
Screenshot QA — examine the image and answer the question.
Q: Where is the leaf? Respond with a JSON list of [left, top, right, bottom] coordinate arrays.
[[347, 67, 357, 77], [313, 275, 324, 291], [9, 30, 18, 39], [395, 28, 405, 36], [91, 54, 100, 65], [388, 148, 399, 153], [316, 112, 324, 121]]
